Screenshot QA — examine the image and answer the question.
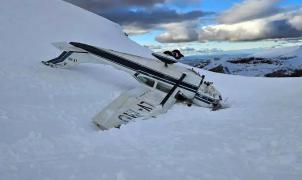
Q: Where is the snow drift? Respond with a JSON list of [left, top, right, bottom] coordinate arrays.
[[0, 0, 302, 180]]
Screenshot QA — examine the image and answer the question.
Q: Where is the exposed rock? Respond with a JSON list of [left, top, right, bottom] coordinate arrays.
[[228, 57, 276, 65], [194, 60, 210, 68], [209, 65, 229, 74], [265, 69, 302, 77]]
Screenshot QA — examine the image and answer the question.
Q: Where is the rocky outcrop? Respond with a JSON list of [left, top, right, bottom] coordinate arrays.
[[265, 69, 302, 77], [209, 65, 230, 74], [228, 57, 277, 65]]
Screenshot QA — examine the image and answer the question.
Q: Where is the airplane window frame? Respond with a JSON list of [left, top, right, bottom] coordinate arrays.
[[156, 81, 172, 93], [137, 76, 155, 87]]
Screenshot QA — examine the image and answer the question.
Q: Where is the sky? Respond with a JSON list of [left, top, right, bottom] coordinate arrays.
[[65, 0, 302, 55]]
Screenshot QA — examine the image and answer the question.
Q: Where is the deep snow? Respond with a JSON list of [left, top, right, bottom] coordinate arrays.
[[1, 0, 302, 180]]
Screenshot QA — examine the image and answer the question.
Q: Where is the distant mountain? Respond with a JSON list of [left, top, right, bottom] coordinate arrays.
[[183, 46, 302, 77]]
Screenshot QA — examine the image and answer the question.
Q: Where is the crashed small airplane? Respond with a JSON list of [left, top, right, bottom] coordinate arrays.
[[42, 42, 225, 130]]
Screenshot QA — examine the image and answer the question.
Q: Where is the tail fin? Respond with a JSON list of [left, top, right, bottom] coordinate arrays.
[[42, 42, 91, 68]]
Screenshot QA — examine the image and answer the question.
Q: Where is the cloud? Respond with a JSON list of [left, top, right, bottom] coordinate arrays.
[[65, 0, 302, 43], [122, 25, 151, 35], [197, 1, 302, 42], [180, 47, 196, 51], [148, 1, 302, 43], [219, 0, 281, 24], [65, 0, 209, 35], [289, 12, 302, 30], [143, 44, 163, 51], [101, 8, 209, 36], [102, 8, 207, 28], [64, 0, 165, 12], [166, 0, 203, 7], [180, 47, 223, 54], [65, 0, 202, 11], [195, 48, 223, 54], [199, 11, 302, 41], [156, 21, 199, 43], [156, 10, 302, 43]]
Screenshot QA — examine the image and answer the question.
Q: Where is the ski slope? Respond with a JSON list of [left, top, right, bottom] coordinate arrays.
[[1, 0, 302, 180]]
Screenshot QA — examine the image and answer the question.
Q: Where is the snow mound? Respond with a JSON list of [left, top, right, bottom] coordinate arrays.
[[1, 0, 302, 180]]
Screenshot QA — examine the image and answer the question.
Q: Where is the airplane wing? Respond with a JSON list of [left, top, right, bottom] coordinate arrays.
[[93, 86, 178, 130], [93, 73, 186, 130]]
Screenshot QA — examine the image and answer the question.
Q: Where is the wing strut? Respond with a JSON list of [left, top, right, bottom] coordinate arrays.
[[160, 73, 186, 106]]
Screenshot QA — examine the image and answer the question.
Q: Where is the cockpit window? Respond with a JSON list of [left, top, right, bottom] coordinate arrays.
[[137, 76, 155, 87]]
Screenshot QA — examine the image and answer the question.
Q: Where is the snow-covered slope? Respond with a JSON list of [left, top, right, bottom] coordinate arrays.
[[1, 0, 302, 180], [185, 46, 302, 77], [253, 45, 302, 59]]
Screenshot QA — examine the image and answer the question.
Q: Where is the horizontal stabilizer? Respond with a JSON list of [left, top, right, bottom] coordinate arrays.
[[52, 42, 87, 53]]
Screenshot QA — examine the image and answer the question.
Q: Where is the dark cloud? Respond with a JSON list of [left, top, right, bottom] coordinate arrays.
[[64, 0, 165, 12], [64, 0, 302, 43], [102, 8, 207, 28], [64, 0, 210, 35], [263, 19, 302, 39]]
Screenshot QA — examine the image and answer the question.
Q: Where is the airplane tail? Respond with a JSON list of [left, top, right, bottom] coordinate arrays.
[[42, 51, 77, 68], [42, 42, 97, 68]]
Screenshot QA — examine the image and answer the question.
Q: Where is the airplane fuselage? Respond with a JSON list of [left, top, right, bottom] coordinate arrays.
[[51, 42, 222, 108]]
